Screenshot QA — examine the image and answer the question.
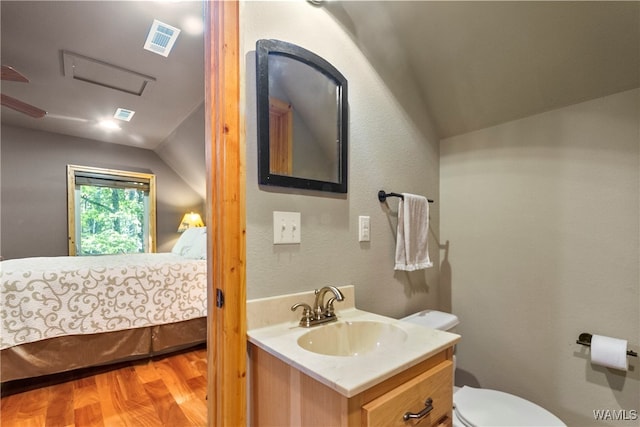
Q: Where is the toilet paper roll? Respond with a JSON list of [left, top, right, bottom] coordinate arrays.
[[590, 334, 628, 371]]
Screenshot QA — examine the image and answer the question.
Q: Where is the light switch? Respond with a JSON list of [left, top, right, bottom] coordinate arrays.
[[359, 216, 370, 242], [273, 211, 301, 245]]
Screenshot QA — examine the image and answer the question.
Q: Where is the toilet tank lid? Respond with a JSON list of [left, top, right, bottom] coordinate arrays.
[[401, 310, 459, 331]]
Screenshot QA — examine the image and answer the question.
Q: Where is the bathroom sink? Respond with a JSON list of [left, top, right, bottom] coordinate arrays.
[[297, 321, 408, 356]]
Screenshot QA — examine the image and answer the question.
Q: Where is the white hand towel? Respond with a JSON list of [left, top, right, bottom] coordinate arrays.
[[394, 193, 432, 271]]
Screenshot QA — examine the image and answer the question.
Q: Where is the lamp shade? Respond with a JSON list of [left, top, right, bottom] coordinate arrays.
[[178, 212, 204, 232]]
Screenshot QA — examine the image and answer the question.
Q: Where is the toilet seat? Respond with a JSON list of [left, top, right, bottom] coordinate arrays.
[[453, 386, 565, 427]]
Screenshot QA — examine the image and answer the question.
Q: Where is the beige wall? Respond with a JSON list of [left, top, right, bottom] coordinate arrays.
[[0, 125, 204, 259], [242, 2, 639, 423], [155, 103, 206, 200], [242, 1, 441, 318], [441, 89, 639, 425]]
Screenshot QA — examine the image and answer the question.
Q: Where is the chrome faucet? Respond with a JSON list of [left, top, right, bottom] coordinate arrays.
[[291, 286, 345, 327]]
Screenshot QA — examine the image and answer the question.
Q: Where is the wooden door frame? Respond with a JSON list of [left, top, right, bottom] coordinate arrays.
[[205, 1, 246, 426], [268, 97, 293, 175]]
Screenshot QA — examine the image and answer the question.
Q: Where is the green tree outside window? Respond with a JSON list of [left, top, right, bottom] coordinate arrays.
[[78, 186, 145, 255]]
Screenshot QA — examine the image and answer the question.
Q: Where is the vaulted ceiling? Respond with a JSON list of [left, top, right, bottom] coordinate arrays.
[[325, 1, 639, 138], [1, 1, 204, 150], [1, 1, 638, 146]]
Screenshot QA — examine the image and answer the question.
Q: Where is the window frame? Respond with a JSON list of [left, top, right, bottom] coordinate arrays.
[[66, 164, 157, 256]]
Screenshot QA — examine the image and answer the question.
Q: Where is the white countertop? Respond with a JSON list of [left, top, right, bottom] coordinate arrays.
[[247, 305, 460, 398]]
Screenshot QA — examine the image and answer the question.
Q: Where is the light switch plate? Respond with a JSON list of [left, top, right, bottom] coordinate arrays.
[[359, 215, 370, 242], [273, 211, 301, 244]]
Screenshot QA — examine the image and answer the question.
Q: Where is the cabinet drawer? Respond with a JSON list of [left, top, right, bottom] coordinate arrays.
[[362, 360, 453, 427]]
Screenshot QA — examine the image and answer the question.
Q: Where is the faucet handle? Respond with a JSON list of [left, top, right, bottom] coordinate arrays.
[[324, 295, 344, 317], [291, 303, 314, 327], [291, 302, 312, 314], [324, 297, 337, 317]]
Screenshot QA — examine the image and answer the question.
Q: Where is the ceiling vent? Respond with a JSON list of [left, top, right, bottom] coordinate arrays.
[[114, 108, 135, 122], [144, 19, 181, 57]]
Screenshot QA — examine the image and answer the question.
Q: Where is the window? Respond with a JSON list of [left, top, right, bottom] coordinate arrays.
[[67, 165, 156, 256]]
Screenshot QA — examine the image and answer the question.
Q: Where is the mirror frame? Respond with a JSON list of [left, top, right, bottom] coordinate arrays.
[[256, 39, 348, 193]]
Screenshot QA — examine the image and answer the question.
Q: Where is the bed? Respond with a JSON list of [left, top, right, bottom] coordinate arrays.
[[0, 227, 208, 383]]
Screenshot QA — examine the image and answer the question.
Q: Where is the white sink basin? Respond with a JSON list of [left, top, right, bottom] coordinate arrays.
[[248, 304, 461, 397], [297, 320, 408, 356]]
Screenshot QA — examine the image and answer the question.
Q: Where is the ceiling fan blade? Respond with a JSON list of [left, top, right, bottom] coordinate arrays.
[[1, 65, 29, 83], [1, 94, 47, 118]]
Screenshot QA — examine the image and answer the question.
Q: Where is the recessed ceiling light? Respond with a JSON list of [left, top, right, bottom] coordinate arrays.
[[181, 16, 203, 35], [98, 119, 121, 131], [114, 108, 135, 122], [144, 19, 181, 57]]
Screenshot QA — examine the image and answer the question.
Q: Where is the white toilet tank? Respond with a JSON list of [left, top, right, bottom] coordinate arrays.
[[401, 309, 459, 332], [401, 310, 460, 386], [401, 310, 567, 427]]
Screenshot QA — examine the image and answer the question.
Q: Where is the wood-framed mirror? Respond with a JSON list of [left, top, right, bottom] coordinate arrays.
[[256, 39, 348, 193]]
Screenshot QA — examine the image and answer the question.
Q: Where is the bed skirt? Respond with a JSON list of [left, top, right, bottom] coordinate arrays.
[[0, 317, 207, 384]]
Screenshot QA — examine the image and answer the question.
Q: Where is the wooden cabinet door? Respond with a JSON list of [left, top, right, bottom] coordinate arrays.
[[362, 360, 453, 427]]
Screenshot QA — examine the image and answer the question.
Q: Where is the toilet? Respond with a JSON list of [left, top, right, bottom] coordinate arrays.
[[401, 310, 566, 427]]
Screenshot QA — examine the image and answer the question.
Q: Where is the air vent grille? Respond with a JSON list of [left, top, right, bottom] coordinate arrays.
[[114, 108, 135, 122], [144, 19, 181, 57]]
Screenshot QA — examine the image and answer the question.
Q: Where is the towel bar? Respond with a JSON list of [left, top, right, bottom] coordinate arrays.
[[576, 332, 638, 357], [378, 190, 434, 204]]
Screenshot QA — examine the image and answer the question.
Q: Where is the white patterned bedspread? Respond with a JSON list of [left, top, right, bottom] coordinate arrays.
[[0, 253, 207, 350]]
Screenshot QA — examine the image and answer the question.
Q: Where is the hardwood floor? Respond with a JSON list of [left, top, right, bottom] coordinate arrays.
[[0, 346, 207, 427]]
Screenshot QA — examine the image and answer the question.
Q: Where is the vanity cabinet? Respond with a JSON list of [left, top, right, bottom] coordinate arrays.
[[249, 343, 454, 427], [362, 359, 452, 426]]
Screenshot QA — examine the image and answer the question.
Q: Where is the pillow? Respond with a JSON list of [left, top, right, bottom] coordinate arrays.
[[181, 227, 207, 260], [172, 227, 206, 258]]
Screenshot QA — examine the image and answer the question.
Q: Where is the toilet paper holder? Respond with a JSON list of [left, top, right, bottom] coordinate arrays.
[[576, 333, 638, 357]]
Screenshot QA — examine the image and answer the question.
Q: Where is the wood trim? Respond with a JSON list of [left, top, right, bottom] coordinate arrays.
[[205, 1, 246, 426], [268, 97, 293, 175], [67, 165, 76, 255]]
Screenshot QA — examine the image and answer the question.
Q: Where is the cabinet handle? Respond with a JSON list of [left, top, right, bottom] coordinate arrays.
[[403, 398, 433, 421]]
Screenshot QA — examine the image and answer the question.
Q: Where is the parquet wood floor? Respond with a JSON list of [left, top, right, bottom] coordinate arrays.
[[0, 346, 208, 427]]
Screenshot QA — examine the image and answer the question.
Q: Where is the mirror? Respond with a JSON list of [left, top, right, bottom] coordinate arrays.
[[256, 39, 348, 193]]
